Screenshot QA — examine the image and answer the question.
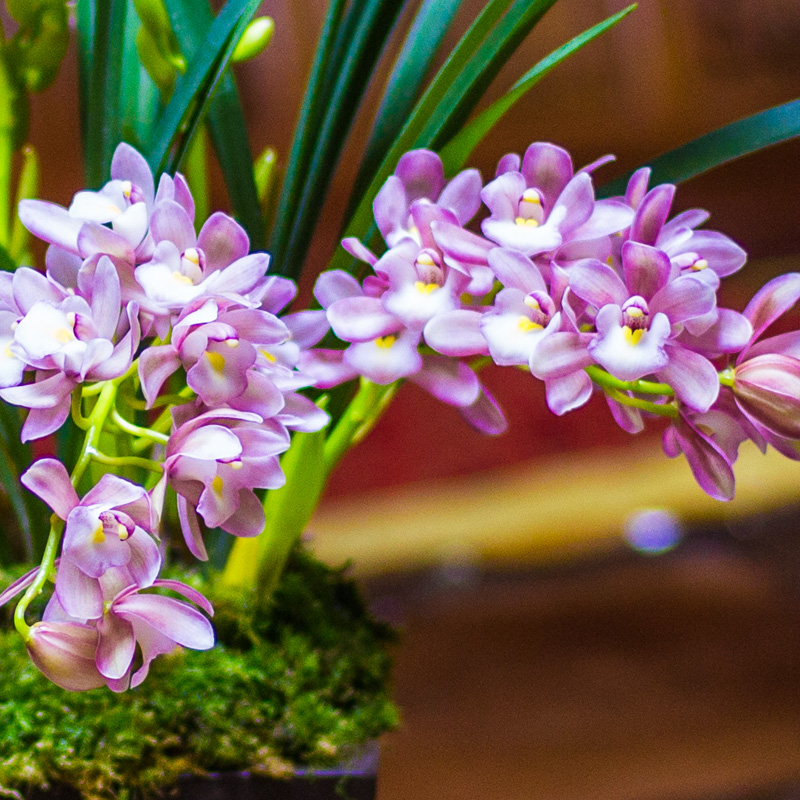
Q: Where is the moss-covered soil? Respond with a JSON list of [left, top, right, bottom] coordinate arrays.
[[0, 550, 398, 799]]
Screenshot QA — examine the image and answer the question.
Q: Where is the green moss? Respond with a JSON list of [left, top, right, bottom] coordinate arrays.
[[0, 549, 399, 800]]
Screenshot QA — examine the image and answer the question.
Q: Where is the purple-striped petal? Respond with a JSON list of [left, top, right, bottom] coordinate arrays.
[[743, 273, 800, 344], [177, 496, 208, 561], [197, 212, 250, 272], [27, 621, 105, 691], [568, 259, 627, 309], [622, 241, 672, 301], [521, 143, 573, 210], [114, 593, 215, 651], [411, 356, 480, 407], [629, 184, 674, 245], [21, 458, 79, 518], [96, 611, 136, 679], [544, 371, 593, 415], [424, 309, 488, 357], [659, 345, 719, 412], [327, 296, 401, 341]]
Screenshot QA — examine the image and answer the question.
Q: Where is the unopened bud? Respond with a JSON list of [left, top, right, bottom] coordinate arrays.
[[232, 17, 274, 63]]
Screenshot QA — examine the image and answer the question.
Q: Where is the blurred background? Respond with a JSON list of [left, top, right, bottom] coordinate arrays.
[[26, 0, 800, 797]]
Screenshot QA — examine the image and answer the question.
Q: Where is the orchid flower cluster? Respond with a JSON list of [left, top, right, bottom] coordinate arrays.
[[305, 144, 800, 501], [2, 139, 800, 693]]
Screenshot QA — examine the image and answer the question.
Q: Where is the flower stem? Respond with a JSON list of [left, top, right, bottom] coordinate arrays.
[[88, 448, 163, 474], [71, 381, 118, 489], [14, 516, 63, 641], [323, 378, 399, 475], [604, 387, 678, 417], [110, 408, 170, 445], [585, 365, 674, 396]]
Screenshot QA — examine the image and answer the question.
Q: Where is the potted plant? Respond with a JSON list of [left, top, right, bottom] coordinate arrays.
[[0, 0, 799, 797]]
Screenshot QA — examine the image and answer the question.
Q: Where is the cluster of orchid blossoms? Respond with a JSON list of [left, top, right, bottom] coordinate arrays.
[[2, 139, 800, 693], [304, 143, 800, 501]]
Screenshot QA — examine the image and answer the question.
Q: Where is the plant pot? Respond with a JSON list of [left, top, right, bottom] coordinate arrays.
[[24, 744, 379, 800]]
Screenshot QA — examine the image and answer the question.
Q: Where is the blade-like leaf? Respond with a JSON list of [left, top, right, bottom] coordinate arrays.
[[273, 0, 405, 277], [144, 0, 262, 177], [440, 5, 636, 174], [351, 0, 464, 203], [0, 402, 44, 562], [75, 0, 96, 158], [425, 0, 560, 150], [330, 0, 560, 275], [268, 0, 347, 258], [78, 0, 128, 186], [120, 0, 160, 149], [599, 97, 800, 197], [0, 242, 17, 273], [163, 0, 265, 248]]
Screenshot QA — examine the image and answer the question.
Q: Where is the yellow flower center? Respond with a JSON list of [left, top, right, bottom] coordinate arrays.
[[517, 316, 543, 334], [206, 351, 226, 372], [515, 217, 539, 227], [414, 281, 439, 295], [212, 476, 224, 493], [375, 335, 397, 349], [172, 271, 195, 285], [623, 325, 644, 345]]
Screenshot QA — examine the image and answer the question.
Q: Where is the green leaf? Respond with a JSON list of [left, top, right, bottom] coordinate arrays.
[[440, 4, 636, 174], [268, 0, 346, 259], [119, 0, 160, 148], [0, 402, 45, 562], [598, 97, 800, 197], [78, 0, 128, 186], [163, 0, 265, 248], [273, 0, 405, 277], [256, 426, 328, 593], [144, 0, 261, 177], [351, 0, 463, 203], [331, 0, 561, 275], [0, 242, 17, 273]]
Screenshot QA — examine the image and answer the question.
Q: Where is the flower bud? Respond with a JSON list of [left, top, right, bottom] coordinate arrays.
[[733, 353, 800, 439], [232, 17, 275, 63], [26, 621, 105, 691]]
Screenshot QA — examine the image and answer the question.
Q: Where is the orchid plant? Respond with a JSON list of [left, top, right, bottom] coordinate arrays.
[[0, 0, 799, 696]]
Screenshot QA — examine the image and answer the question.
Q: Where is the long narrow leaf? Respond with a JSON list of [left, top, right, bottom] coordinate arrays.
[[145, 0, 261, 177], [164, 0, 265, 248], [599, 97, 800, 197], [269, 0, 347, 258], [75, 0, 96, 157], [120, 0, 160, 149], [0, 403, 40, 561], [440, 5, 636, 174], [351, 0, 464, 202], [331, 0, 559, 274], [426, 0, 560, 149], [80, 0, 128, 186], [275, 0, 406, 278]]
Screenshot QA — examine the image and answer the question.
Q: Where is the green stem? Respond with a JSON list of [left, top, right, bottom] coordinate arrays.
[[9, 144, 39, 261], [323, 378, 399, 475], [13, 517, 63, 641], [110, 408, 170, 445], [604, 387, 678, 418], [0, 56, 16, 248], [88, 448, 163, 474], [70, 389, 92, 430], [71, 381, 118, 489], [585, 365, 674, 396]]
